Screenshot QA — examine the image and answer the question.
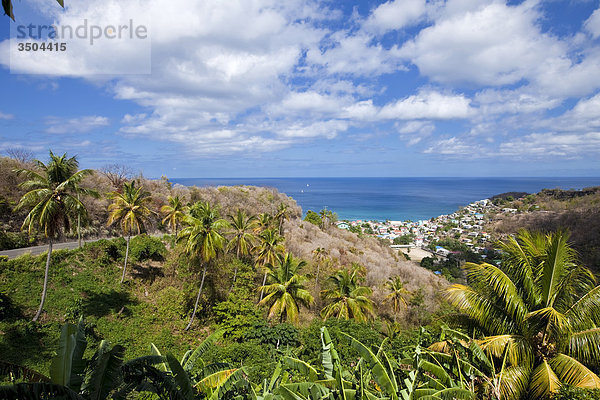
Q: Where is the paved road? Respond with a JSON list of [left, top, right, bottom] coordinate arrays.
[[0, 238, 105, 259]]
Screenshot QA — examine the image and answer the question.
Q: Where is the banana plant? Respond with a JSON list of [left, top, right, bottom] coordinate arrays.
[[397, 328, 476, 400], [426, 326, 511, 399], [0, 318, 183, 400], [342, 333, 399, 400], [255, 327, 386, 400], [50, 317, 88, 391], [150, 329, 251, 400], [252, 327, 344, 400]]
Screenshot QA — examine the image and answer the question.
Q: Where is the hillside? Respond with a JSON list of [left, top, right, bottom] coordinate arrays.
[[0, 154, 445, 378], [284, 219, 444, 318], [486, 186, 600, 271], [0, 156, 301, 246]]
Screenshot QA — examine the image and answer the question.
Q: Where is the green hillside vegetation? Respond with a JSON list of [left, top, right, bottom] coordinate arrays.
[[1, 152, 600, 399]]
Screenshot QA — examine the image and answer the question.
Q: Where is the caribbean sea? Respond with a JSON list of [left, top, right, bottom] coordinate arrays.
[[170, 177, 600, 222]]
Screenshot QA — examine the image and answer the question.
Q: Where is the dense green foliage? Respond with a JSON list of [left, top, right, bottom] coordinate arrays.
[[2, 224, 600, 399], [128, 234, 167, 263], [303, 210, 322, 226], [0, 230, 30, 250], [553, 386, 600, 400], [0, 238, 442, 396], [392, 234, 415, 245]]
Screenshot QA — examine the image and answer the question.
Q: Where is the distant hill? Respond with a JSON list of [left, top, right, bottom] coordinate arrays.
[[489, 191, 529, 201], [487, 186, 600, 272]]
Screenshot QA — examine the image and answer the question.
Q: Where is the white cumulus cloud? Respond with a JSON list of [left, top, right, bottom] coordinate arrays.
[[585, 7, 600, 39], [379, 91, 473, 120], [363, 0, 428, 34], [45, 115, 109, 134], [500, 132, 600, 158]]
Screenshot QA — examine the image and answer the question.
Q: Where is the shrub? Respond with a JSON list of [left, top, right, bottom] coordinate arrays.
[[129, 234, 167, 262], [83, 238, 125, 266], [553, 386, 600, 400], [213, 292, 264, 341], [393, 234, 415, 245], [205, 341, 276, 384], [420, 256, 435, 270], [244, 322, 299, 348], [304, 210, 322, 226], [387, 326, 437, 359], [155, 286, 187, 321], [64, 297, 84, 321], [0, 291, 22, 320], [0, 231, 30, 251], [348, 225, 362, 234]]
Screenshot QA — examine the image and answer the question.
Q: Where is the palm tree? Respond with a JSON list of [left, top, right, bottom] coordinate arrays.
[[318, 208, 337, 230], [226, 209, 257, 291], [255, 228, 285, 301], [384, 276, 411, 322], [312, 247, 330, 284], [178, 201, 227, 331], [319, 208, 329, 229], [107, 180, 153, 284], [446, 230, 600, 399], [15, 151, 94, 321], [275, 203, 290, 236], [255, 212, 274, 233], [160, 195, 186, 236], [258, 253, 314, 324], [321, 266, 375, 322]]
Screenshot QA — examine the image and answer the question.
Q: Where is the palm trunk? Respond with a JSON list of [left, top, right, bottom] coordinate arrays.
[[33, 240, 52, 322], [185, 264, 207, 331], [121, 235, 130, 284], [77, 214, 81, 248], [77, 192, 82, 248], [229, 247, 242, 293], [259, 270, 268, 301], [316, 264, 320, 284], [229, 267, 238, 293]]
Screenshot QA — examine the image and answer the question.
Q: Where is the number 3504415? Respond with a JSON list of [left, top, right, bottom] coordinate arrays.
[[17, 42, 67, 51]]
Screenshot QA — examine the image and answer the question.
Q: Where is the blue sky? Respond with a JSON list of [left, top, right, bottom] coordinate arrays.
[[1, 0, 600, 178]]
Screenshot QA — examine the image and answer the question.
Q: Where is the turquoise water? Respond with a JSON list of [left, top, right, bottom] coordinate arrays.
[[171, 177, 600, 221]]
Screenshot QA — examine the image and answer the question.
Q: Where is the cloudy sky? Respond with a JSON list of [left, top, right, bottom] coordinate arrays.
[[1, 0, 600, 177]]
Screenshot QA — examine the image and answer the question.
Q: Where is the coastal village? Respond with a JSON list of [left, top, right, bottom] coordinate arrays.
[[336, 197, 512, 258]]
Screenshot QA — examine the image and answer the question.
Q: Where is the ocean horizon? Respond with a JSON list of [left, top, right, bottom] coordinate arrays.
[[170, 177, 600, 222]]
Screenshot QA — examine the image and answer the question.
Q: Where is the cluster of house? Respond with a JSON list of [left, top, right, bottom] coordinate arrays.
[[337, 198, 501, 255]]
